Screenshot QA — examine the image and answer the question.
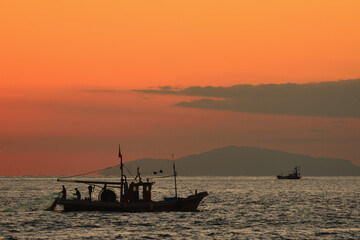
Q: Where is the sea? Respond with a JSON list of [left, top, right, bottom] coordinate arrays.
[[1, 176, 360, 239]]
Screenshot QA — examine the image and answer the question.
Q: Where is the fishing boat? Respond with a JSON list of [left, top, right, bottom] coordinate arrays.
[[48, 147, 208, 212], [277, 166, 301, 179]]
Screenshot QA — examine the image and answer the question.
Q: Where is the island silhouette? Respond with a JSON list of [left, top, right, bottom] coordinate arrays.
[[100, 146, 360, 176]]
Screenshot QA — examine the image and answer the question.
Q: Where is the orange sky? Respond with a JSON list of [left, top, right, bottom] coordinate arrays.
[[1, 1, 360, 175], [2, 0, 360, 90]]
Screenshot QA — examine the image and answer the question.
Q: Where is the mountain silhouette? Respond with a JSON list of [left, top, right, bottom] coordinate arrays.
[[100, 146, 360, 176]]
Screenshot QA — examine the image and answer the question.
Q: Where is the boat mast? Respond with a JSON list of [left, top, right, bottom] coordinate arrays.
[[172, 154, 178, 198], [119, 144, 124, 202]]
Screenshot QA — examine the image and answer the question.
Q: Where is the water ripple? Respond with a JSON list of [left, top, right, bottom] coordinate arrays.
[[1, 176, 360, 239]]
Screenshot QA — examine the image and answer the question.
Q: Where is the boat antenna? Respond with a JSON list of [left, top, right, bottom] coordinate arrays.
[[172, 154, 178, 198], [119, 144, 124, 202]]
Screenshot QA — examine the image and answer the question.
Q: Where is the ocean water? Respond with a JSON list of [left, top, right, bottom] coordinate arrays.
[[1, 176, 360, 239]]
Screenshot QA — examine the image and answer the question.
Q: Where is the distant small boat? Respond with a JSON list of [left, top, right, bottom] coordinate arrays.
[[277, 166, 301, 179], [48, 146, 208, 212]]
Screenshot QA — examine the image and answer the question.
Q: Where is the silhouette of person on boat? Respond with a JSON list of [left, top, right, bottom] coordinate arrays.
[[88, 185, 93, 200], [61, 185, 66, 199], [74, 188, 81, 200]]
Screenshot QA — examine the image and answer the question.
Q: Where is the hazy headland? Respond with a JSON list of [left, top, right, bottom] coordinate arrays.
[[101, 146, 360, 176]]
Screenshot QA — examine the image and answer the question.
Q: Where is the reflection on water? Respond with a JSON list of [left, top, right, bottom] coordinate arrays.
[[1, 176, 360, 239]]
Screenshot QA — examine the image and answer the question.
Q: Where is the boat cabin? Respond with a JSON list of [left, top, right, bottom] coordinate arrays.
[[122, 180, 154, 203]]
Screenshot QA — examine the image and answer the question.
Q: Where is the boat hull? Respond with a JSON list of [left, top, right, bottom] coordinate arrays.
[[277, 175, 301, 179], [51, 191, 208, 212]]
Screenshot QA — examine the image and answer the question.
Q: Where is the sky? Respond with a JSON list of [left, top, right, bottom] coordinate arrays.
[[1, 1, 360, 175]]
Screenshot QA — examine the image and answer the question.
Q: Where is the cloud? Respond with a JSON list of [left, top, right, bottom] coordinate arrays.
[[135, 79, 360, 118]]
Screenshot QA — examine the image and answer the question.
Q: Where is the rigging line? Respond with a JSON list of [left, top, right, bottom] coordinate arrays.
[[178, 178, 194, 195], [124, 164, 135, 178], [148, 175, 172, 179], [2, 192, 59, 212], [59, 164, 121, 179]]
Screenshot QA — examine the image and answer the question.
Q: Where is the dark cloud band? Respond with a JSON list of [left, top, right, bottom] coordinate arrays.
[[135, 79, 360, 118]]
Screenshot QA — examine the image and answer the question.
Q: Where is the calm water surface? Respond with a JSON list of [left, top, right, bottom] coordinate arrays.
[[1, 176, 360, 239]]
